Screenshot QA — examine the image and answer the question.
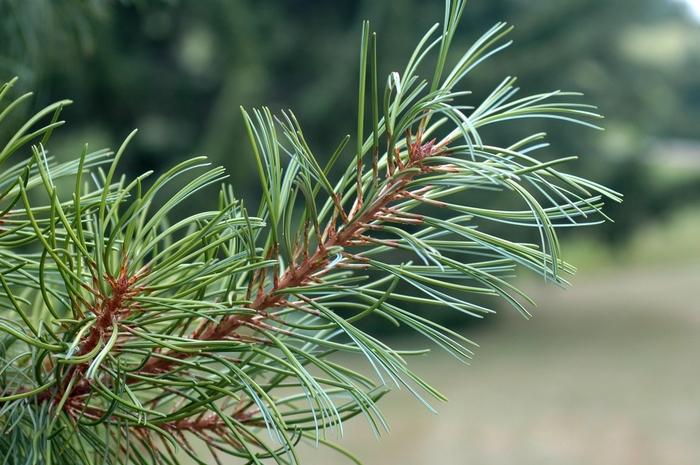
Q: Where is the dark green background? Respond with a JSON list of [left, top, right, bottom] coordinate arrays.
[[2, 0, 699, 247]]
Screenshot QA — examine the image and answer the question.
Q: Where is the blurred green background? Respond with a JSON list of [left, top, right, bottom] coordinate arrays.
[[2, 0, 700, 463]]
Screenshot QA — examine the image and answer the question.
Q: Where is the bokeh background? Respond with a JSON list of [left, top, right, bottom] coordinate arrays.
[[1, 0, 699, 463]]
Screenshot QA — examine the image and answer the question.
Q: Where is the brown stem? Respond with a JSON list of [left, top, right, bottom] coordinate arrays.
[[140, 140, 441, 375], [13, 135, 445, 445]]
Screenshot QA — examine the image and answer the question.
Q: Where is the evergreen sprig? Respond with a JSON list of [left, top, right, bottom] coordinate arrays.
[[0, 1, 620, 463]]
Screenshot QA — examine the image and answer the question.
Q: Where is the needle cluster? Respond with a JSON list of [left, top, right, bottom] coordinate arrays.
[[0, 1, 620, 464]]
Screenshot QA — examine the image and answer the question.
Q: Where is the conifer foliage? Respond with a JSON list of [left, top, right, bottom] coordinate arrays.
[[0, 1, 619, 463]]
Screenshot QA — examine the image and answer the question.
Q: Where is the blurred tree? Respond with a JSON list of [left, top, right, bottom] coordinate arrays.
[[1, 0, 699, 235]]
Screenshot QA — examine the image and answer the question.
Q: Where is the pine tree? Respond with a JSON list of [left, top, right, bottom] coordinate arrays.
[[0, 1, 619, 463]]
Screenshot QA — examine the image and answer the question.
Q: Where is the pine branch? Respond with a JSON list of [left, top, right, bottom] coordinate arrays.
[[0, 2, 622, 463]]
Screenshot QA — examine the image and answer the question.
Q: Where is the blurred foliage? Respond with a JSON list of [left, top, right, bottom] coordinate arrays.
[[2, 0, 700, 233], [2, 0, 700, 245]]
